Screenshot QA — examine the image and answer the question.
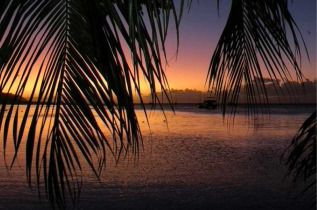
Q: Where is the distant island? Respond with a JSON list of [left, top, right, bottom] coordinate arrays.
[[135, 79, 317, 104], [0, 92, 28, 104], [1, 79, 316, 105]]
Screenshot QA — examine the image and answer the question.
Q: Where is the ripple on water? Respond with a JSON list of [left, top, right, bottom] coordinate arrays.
[[0, 105, 314, 209]]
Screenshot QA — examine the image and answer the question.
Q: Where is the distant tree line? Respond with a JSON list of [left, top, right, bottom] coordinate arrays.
[[137, 79, 316, 104]]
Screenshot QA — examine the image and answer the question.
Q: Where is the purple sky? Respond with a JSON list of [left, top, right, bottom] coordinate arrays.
[[157, 0, 316, 92]]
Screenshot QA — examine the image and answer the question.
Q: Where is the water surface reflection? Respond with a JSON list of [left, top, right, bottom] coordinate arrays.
[[0, 105, 313, 209]]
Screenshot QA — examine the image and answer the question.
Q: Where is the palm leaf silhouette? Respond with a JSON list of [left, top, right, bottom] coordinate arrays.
[[0, 0, 184, 208], [209, 0, 315, 204], [208, 0, 306, 115], [283, 111, 316, 205], [0, 0, 315, 209]]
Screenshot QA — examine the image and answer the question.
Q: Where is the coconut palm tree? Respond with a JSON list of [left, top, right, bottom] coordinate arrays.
[[0, 0, 315, 209]]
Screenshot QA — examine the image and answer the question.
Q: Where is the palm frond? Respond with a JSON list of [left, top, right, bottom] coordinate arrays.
[[208, 0, 305, 116], [210, 1, 315, 204], [0, 0, 183, 208], [282, 111, 316, 205]]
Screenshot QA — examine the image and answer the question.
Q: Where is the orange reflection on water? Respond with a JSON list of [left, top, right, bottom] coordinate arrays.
[[0, 104, 312, 209]]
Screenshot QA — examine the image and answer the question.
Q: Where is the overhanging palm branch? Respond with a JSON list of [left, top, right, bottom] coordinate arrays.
[[0, 0, 184, 208], [283, 111, 316, 205], [209, 0, 315, 204], [208, 0, 306, 115]]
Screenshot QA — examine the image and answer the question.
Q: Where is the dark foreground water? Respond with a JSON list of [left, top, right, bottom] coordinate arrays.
[[0, 104, 315, 209]]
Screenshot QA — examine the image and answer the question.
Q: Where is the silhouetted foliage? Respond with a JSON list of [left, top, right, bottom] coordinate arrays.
[[0, 0, 315, 209], [283, 111, 316, 206], [0, 0, 184, 208]]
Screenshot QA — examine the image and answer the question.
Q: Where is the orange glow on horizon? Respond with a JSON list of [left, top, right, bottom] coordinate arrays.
[[7, 0, 316, 100]]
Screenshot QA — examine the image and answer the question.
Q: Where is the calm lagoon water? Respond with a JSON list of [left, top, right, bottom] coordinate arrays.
[[0, 104, 315, 209]]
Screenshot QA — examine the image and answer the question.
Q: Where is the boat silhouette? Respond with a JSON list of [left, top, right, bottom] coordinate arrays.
[[197, 97, 217, 109]]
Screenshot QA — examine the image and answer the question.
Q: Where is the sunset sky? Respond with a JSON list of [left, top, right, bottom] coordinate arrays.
[[151, 0, 316, 93], [2, 1, 315, 98]]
